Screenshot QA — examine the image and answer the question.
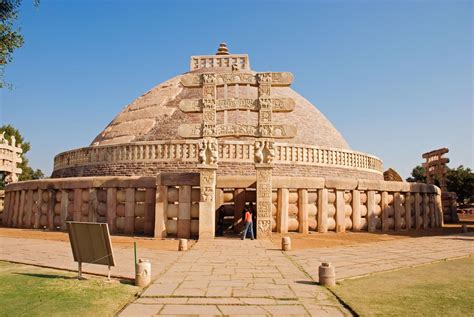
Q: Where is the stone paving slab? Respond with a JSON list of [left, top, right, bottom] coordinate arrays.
[[288, 232, 474, 282], [2, 231, 470, 315], [0, 236, 179, 279], [122, 239, 350, 316]]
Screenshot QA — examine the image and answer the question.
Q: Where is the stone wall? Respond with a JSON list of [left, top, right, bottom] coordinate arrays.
[[213, 176, 443, 234], [2, 177, 156, 235], [0, 190, 4, 224], [3, 175, 443, 238], [52, 140, 383, 180]]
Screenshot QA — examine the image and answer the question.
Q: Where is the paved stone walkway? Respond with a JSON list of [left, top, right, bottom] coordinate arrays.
[[120, 239, 350, 317], [1, 232, 472, 316], [0, 236, 178, 279], [289, 232, 474, 282]]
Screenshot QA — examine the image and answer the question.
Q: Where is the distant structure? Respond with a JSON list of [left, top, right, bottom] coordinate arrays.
[[0, 133, 22, 184], [422, 148, 457, 222], [383, 168, 403, 182], [422, 148, 449, 192]]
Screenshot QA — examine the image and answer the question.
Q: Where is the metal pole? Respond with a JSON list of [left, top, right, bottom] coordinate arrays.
[[78, 262, 82, 279], [134, 241, 137, 276], [107, 265, 111, 281]]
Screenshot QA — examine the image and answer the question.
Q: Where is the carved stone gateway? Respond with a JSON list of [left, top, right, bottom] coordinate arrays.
[[422, 148, 458, 222], [0, 133, 23, 184], [177, 44, 297, 239]]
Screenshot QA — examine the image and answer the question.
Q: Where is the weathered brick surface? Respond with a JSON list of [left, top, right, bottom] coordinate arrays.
[[52, 161, 382, 180], [90, 71, 350, 151]]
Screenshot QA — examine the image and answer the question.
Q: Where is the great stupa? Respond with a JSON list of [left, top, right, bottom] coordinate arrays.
[[52, 43, 383, 181], [2, 44, 443, 240]]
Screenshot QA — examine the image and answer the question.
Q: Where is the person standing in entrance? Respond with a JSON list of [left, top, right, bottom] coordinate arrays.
[[241, 206, 255, 240]]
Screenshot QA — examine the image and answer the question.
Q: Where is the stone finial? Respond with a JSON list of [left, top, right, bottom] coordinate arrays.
[[216, 43, 229, 55]]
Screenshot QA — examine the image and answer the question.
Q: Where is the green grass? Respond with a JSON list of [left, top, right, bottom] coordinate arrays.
[[331, 256, 474, 317], [0, 261, 139, 316]]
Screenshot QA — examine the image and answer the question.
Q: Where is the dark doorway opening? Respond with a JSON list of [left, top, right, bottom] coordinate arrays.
[[215, 188, 257, 238]]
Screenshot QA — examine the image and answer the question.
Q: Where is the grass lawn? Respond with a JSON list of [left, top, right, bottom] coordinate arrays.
[[331, 256, 474, 316], [0, 261, 139, 316]]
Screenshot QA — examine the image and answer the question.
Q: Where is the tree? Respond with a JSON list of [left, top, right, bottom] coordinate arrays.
[[0, 124, 44, 188], [446, 166, 474, 203], [406, 165, 426, 183], [0, 0, 39, 88]]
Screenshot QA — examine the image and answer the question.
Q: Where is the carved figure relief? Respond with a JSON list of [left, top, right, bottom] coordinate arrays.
[[257, 73, 273, 84], [258, 85, 271, 96], [259, 125, 273, 137], [200, 187, 214, 202], [198, 138, 218, 165], [198, 140, 207, 164], [202, 73, 217, 84], [257, 219, 271, 236], [254, 141, 263, 163], [208, 139, 218, 165], [257, 201, 271, 218], [258, 183, 272, 198], [203, 85, 216, 98], [263, 141, 275, 164], [202, 99, 216, 109], [257, 168, 272, 181]]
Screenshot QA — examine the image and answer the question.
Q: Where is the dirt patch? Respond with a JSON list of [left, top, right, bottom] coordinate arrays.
[[0, 227, 195, 251], [270, 225, 472, 250]]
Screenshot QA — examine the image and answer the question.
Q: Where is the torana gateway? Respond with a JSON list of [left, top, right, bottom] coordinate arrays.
[[2, 44, 444, 239]]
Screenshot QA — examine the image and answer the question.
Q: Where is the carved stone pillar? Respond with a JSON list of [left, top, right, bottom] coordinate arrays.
[[255, 164, 272, 238], [198, 165, 217, 239], [198, 72, 218, 239]]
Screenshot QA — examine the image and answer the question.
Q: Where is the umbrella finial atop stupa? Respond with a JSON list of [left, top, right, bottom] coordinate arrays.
[[216, 42, 229, 55]]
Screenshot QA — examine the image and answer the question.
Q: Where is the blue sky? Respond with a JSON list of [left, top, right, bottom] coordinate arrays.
[[1, 0, 472, 178]]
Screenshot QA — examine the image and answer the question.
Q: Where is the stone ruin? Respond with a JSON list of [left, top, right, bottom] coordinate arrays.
[[0, 132, 22, 185], [422, 148, 458, 222], [0, 133, 22, 223], [1, 44, 445, 238]]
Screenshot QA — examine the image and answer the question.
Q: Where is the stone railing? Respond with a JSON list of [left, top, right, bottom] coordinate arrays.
[[53, 141, 383, 175], [0, 190, 4, 223], [3, 174, 442, 238], [2, 177, 157, 236], [273, 142, 383, 172], [214, 176, 443, 234]]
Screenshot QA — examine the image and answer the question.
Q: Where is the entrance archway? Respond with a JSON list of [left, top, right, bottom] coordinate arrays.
[[214, 188, 257, 238]]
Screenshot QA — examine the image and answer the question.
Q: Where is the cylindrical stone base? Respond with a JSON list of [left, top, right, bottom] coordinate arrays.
[[319, 262, 336, 286], [282, 236, 291, 251], [135, 259, 151, 287], [179, 239, 188, 251]]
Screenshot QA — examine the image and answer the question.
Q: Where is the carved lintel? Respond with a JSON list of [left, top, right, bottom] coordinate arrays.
[[181, 72, 293, 87], [179, 98, 295, 113], [178, 123, 297, 139]]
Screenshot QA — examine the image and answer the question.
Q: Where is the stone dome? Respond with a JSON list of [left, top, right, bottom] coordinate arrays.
[[91, 72, 350, 150], [52, 45, 383, 180]]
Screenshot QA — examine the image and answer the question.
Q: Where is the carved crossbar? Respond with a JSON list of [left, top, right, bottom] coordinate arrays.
[[181, 72, 293, 87], [178, 123, 297, 139], [179, 98, 295, 113], [422, 148, 449, 159]]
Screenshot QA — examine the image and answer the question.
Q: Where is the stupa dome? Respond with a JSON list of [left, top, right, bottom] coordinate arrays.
[[52, 44, 382, 180]]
